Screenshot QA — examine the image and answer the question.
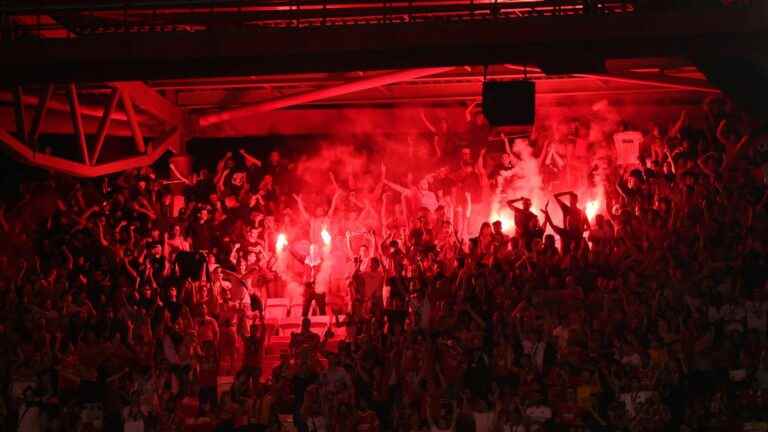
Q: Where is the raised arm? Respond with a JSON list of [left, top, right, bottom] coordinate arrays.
[[78, 205, 100, 228], [476, 147, 487, 175], [62, 245, 74, 271], [401, 192, 411, 232], [615, 176, 630, 200], [292, 193, 310, 221], [169, 162, 192, 185], [216, 151, 233, 175], [383, 178, 410, 196], [542, 202, 565, 234], [216, 168, 230, 195], [345, 231, 354, 257], [697, 152, 722, 180], [501, 132, 512, 156], [123, 256, 139, 282], [716, 118, 733, 149], [327, 189, 342, 219], [230, 243, 241, 266], [664, 150, 677, 175], [463, 192, 471, 219], [553, 191, 574, 211], [670, 109, 687, 138], [380, 192, 389, 235], [431, 135, 442, 160], [239, 148, 262, 167], [724, 133, 751, 171], [96, 222, 109, 248], [368, 231, 378, 257], [420, 108, 437, 133], [506, 197, 526, 212], [465, 101, 479, 122]]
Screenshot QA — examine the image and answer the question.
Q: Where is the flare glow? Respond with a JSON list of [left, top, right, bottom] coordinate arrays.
[[321, 228, 332, 246], [276, 233, 288, 252], [586, 200, 600, 222]]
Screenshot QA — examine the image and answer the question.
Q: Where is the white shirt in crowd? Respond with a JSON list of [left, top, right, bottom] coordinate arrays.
[[526, 404, 553, 424]]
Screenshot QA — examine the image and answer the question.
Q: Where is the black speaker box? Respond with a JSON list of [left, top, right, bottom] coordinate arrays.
[[482, 81, 535, 128]]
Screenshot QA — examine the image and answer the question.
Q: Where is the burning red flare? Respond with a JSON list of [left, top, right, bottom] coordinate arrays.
[[321, 228, 332, 246], [490, 209, 515, 233], [276, 233, 288, 252], [586, 200, 600, 222]]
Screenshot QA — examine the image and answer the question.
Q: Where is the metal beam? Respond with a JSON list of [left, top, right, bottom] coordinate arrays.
[[0, 107, 152, 137], [574, 72, 719, 93], [120, 90, 146, 153], [111, 81, 184, 125], [12, 14, 74, 38], [66, 83, 90, 165], [0, 91, 131, 122], [76, 1, 597, 25], [29, 84, 54, 150], [199, 67, 453, 127], [91, 87, 121, 165], [0, 6, 766, 82], [0, 127, 179, 177]]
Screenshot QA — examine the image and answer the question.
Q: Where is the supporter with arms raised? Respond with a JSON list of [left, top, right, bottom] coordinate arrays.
[[549, 191, 590, 253], [506, 196, 542, 252]]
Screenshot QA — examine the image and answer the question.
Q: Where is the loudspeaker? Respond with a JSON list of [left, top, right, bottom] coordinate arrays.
[[482, 81, 535, 127]]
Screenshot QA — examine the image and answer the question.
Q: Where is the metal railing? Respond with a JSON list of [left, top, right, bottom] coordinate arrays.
[[0, 0, 751, 39]]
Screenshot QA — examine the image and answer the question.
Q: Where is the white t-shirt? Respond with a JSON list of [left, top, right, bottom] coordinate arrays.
[[613, 131, 643, 165], [526, 405, 552, 423]]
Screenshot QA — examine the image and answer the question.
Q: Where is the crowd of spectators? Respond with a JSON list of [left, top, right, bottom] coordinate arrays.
[[0, 95, 767, 432]]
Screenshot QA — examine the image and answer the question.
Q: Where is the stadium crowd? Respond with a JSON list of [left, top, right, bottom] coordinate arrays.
[[0, 95, 767, 432]]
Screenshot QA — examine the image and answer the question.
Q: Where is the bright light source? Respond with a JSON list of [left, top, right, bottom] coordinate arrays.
[[490, 210, 515, 232], [276, 233, 288, 252], [321, 228, 332, 246], [586, 200, 600, 222]]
